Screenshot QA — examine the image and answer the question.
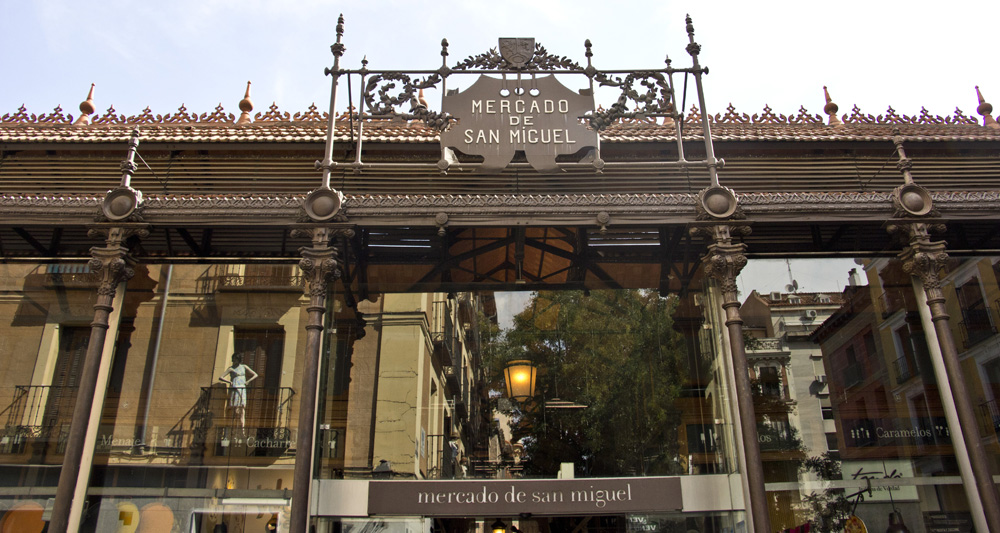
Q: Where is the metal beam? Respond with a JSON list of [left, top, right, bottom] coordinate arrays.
[[13, 227, 49, 255]]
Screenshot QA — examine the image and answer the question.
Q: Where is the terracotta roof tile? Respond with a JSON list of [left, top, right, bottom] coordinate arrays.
[[2, 104, 999, 144]]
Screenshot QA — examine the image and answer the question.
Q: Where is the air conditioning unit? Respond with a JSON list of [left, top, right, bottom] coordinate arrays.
[[804, 309, 818, 319], [815, 375, 827, 383]]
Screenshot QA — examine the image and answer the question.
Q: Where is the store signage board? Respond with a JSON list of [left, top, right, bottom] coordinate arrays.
[[440, 75, 598, 174], [368, 477, 681, 516]]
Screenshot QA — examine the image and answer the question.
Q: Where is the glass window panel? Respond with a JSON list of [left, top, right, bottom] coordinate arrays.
[[739, 257, 977, 532], [317, 285, 737, 481]]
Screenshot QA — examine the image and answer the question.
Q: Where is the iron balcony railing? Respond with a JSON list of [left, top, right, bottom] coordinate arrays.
[[42, 264, 100, 287], [204, 386, 297, 457], [843, 364, 864, 388], [444, 365, 462, 397], [746, 337, 784, 354], [219, 265, 305, 290], [161, 385, 297, 457], [1, 385, 298, 456], [756, 423, 799, 452], [431, 300, 456, 367], [959, 305, 996, 349], [891, 356, 916, 384], [979, 398, 1000, 439], [876, 287, 910, 318], [197, 385, 296, 430], [0, 385, 77, 454]]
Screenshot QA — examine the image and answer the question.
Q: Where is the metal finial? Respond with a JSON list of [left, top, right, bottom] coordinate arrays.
[[664, 55, 672, 68], [976, 86, 999, 129], [584, 39, 593, 59], [236, 81, 254, 125], [331, 14, 346, 58], [73, 83, 96, 126], [823, 86, 842, 126], [361, 55, 368, 68], [441, 38, 449, 57], [685, 15, 701, 57]]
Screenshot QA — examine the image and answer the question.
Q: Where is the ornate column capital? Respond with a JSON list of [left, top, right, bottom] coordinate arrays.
[[294, 225, 353, 298], [899, 239, 949, 291], [691, 222, 750, 300], [703, 240, 748, 299], [888, 220, 949, 291], [86, 224, 147, 300]]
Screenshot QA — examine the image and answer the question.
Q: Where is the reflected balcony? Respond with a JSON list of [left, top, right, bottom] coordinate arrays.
[[843, 364, 864, 388], [219, 264, 305, 291], [979, 398, 1000, 439], [41, 264, 100, 288], [876, 287, 910, 318], [891, 356, 916, 384], [0, 385, 77, 456], [959, 306, 996, 349], [443, 365, 462, 396], [431, 300, 456, 367], [190, 386, 296, 458], [747, 337, 784, 354], [756, 423, 801, 452]]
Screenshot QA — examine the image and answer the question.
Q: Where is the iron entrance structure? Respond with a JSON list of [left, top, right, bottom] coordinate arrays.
[[1, 13, 1000, 533], [298, 15, 774, 533]]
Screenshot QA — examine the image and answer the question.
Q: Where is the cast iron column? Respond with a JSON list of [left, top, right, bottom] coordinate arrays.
[[699, 222, 770, 533], [895, 221, 1000, 528], [289, 226, 344, 533], [49, 225, 145, 533]]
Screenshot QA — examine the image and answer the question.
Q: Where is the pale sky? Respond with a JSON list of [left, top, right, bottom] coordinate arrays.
[[2, 1, 998, 122]]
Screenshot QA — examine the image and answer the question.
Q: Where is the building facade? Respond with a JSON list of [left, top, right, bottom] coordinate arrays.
[[2, 19, 1000, 533]]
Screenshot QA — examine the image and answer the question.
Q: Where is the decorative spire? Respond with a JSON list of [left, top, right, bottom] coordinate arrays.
[[976, 86, 998, 129], [823, 86, 841, 126], [73, 84, 96, 126], [236, 81, 253, 125]]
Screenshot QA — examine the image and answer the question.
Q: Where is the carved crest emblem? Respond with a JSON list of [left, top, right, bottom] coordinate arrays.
[[499, 38, 535, 68]]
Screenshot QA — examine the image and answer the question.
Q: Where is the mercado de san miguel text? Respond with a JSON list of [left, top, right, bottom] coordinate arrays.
[[2, 16, 1000, 533]]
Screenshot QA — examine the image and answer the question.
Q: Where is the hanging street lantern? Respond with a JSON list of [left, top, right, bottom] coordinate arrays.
[[503, 360, 537, 401]]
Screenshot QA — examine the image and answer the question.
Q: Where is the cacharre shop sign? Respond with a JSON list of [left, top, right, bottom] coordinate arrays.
[[368, 477, 681, 516]]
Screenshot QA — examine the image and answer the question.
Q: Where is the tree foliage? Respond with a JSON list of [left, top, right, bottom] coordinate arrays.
[[486, 289, 691, 477]]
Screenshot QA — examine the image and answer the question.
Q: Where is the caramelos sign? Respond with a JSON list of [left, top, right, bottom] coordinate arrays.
[[441, 75, 598, 173]]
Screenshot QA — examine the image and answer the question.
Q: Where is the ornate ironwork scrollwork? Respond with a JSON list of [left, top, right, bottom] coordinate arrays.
[[362, 41, 590, 131], [452, 42, 584, 72], [586, 72, 674, 130], [362, 72, 452, 130]]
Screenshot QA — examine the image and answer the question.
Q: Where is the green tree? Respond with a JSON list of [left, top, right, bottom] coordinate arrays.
[[488, 289, 691, 477]]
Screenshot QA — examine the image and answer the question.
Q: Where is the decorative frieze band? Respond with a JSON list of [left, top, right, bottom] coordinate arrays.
[[1, 102, 985, 127], [1, 191, 999, 222]]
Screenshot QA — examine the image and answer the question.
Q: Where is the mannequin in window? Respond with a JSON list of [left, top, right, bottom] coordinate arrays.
[[219, 353, 258, 429]]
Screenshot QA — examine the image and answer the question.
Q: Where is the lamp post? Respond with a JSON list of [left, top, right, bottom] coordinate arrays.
[[503, 360, 537, 402]]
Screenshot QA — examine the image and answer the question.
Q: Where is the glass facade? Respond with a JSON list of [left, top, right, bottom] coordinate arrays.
[[0, 252, 998, 532], [739, 258, 997, 532]]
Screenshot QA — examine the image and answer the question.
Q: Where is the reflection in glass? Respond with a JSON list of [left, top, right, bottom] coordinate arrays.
[[320, 288, 732, 481], [740, 258, 983, 532]]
